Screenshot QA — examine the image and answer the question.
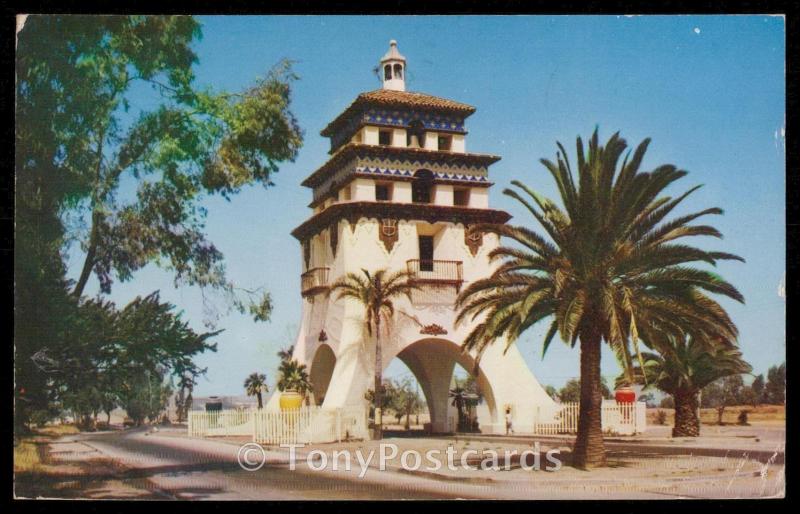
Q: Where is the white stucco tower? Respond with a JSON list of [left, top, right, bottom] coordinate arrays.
[[285, 41, 556, 434]]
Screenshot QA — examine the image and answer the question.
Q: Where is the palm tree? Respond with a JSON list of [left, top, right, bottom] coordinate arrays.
[[244, 372, 267, 409], [277, 359, 313, 402], [632, 336, 751, 436], [328, 268, 421, 439], [455, 129, 744, 468], [277, 345, 294, 364]]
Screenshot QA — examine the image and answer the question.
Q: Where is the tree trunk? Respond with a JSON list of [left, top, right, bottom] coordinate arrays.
[[373, 313, 383, 440], [257, 392, 263, 409], [672, 390, 700, 437], [717, 406, 725, 425], [405, 412, 410, 430], [572, 328, 607, 469]]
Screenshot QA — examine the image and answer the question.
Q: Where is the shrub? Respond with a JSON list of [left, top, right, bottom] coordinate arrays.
[[737, 410, 750, 426], [656, 410, 668, 425]]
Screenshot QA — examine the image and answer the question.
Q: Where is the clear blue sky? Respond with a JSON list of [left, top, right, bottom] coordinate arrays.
[[67, 15, 786, 397]]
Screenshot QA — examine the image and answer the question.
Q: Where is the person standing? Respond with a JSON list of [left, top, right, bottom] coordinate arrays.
[[505, 407, 513, 435]]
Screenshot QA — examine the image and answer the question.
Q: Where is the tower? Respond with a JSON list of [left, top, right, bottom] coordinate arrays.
[[282, 41, 556, 433]]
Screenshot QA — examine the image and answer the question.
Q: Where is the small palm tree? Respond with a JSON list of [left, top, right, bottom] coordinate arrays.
[[277, 359, 313, 402], [632, 336, 751, 436], [244, 372, 267, 409], [277, 345, 294, 364], [455, 129, 744, 468], [328, 268, 421, 439]]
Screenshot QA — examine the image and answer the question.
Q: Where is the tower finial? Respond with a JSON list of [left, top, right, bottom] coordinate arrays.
[[380, 39, 406, 92]]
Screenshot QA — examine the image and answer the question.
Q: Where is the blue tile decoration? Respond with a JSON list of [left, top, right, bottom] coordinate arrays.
[[329, 107, 467, 150], [355, 166, 489, 183]]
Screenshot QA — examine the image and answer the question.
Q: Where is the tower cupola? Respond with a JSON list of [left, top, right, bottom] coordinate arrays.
[[380, 39, 406, 91]]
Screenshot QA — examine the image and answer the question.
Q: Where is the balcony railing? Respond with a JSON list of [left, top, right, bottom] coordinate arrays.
[[406, 260, 463, 289], [301, 267, 330, 297]]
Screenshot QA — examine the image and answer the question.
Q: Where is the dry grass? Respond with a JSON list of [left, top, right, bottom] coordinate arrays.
[[647, 404, 785, 426], [14, 424, 79, 473]]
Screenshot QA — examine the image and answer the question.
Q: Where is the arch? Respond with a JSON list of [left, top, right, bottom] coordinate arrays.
[[412, 169, 434, 204], [310, 344, 336, 406], [393, 63, 403, 80], [383, 64, 392, 80], [406, 119, 425, 148], [392, 338, 497, 433]]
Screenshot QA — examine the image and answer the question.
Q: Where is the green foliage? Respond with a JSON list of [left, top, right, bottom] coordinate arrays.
[[388, 378, 424, 429], [765, 362, 786, 404], [638, 392, 656, 407], [558, 377, 612, 403], [244, 372, 268, 408], [277, 359, 312, 397], [656, 410, 668, 425], [638, 336, 751, 400], [16, 15, 303, 321], [544, 384, 559, 401], [15, 14, 301, 430], [751, 374, 766, 403], [702, 374, 746, 424], [455, 129, 744, 370], [659, 396, 675, 409], [328, 268, 422, 438], [119, 367, 173, 426]]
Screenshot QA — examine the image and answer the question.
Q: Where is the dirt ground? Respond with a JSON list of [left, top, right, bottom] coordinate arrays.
[[646, 404, 785, 427], [14, 427, 164, 499]]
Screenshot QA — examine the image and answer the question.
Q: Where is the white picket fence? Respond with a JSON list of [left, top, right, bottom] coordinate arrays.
[[533, 400, 646, 436], [188, 406, 369, 445]]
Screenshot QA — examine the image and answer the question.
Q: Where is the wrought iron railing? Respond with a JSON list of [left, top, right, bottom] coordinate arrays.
[[406, 259, 463, 287], [301, 267, 330, 297]]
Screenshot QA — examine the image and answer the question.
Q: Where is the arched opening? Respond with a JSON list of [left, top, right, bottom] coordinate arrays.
[[412, 169, 433, 204], [310, 344, 336, 406], [383, 359, 429, 431], [383, 64, 392, 80], [389, 338, 497, 434], [393, 63, 403, 80], [406, 120, 425, 148]]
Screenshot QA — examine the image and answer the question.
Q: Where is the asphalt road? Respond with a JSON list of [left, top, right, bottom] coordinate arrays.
[[45, 427, 784, 500]]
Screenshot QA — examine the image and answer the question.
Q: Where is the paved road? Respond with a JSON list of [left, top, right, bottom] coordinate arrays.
[[45, 428, 783, 500]]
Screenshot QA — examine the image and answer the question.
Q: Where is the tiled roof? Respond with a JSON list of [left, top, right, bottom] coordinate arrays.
[[301, 143, 501, 188], [321, 89, 476, 137]]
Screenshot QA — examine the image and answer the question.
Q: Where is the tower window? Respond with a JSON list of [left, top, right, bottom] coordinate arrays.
[[375, 183, 392, 202], [393, 63, 403, 80], [406, 120, 425, 148], [384, 64, 392, 80], [453, 188, 470, 206], [438, 135, 452, 151], [412, 169, 433, 204], [379, 130, 392, 146]]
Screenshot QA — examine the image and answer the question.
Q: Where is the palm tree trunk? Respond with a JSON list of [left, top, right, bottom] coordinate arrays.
[[672, 390, 700, 437], [257, 392, 263, 409], [374, 312, 383, 440], [572, 327, 607, 469]]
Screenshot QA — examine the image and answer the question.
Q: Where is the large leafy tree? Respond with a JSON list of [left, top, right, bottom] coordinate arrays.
[[635, 337, 751, 436], [16, 15, 302, 315], [15, 15, 302, 429], [455, 129, 743, 468], [328, 269, 421, 439]]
